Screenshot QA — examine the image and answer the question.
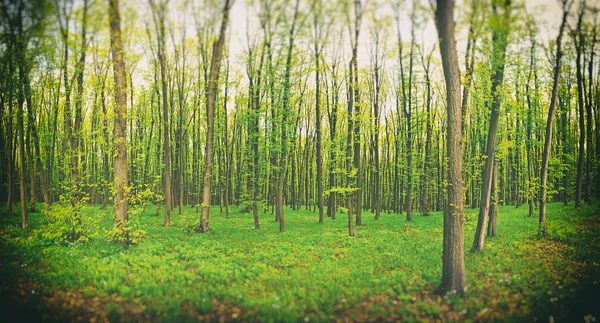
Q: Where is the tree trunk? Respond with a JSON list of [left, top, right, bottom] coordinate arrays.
[[585, 22, 596, 203], [435, 0, 467, 295], [314, 19, 324, 224], [525, 25, 536, 217], [71, 0, 89, 206], [351, 0, 363, 226], [472, 0, 511, 252], [539, 0, 569, 237], [109, 0, 129, 238], [101, 82, 110, 210], [421, 49, 433, 216], [574, 3, 585, 208], [198, 0, 232, 233], [488, 159, 498, 237], [18, 95, 28, 228]]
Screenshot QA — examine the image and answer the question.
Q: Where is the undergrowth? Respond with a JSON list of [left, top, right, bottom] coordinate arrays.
[[0, 201, 598, 322]]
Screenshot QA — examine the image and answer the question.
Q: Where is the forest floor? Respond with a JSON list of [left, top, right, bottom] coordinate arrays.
[[1, 201, 599, 322]]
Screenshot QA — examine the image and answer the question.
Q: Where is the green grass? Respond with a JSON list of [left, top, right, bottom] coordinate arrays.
[[1, 201, 599, 322]]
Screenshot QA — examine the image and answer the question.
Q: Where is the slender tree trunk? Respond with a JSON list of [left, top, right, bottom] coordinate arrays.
[[472, 0, 511, 252], [149, 0, 172, 226], [351, 0, 363, 226], [585, 23, 596, 203], [101, 82, 110, 210], [574, 3, 585, 208], [18, 95, 28, 228], [315, 24, 324, 224], [539, 0, 570, 236], [326, 68, 339, 219], [276, 0, 300, 233], [346, 64, 355, 236], [223, 59, 231, 219], [22, 67, 49, 206], [525, 27, 536, 217], [71, 0, 89, 205], [198, 0, 231, 233], [421, 50, 433, 216], [488, 159, 498, 237], [461, 0, 478, 135], [7, 76, 14, 214]]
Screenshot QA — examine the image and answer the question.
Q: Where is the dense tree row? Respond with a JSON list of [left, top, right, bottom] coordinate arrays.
[[1, 0, 599, 294]]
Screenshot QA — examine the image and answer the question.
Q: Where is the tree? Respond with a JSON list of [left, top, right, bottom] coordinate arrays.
[[368, 12, 385, 221], [585, 11, 597, 202], [434, 0, 467, 295], [525, 14, 537, 217], [275, 0, 303, 233], [574, 0, 585, 208], [312, 0, 331, 224], [419, 44, 434, 216], [71, 0, 90, 205], [149, 0, 172, 227], [109, 0, 129, 236], [2, 0, 46, 227], [539, 0, 572, 236], [198, 0, 233, 233], [472, 0, 512, 252]]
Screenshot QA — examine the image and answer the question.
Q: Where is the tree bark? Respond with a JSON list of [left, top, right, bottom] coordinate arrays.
[[198, 0, 232, 233], [149, 0, 172, 226], [585, 18, 596, 203], [71, 0, 89, 205], [472, 0, 511, 252], [488, 159, 498, 237], [525, 23, 536, 217], [314, 10, 324, 224], [109, 0, 129, 237], [539, 0, 570, 236], [435, 0, 467, 295], [574, 2, 585, 208]]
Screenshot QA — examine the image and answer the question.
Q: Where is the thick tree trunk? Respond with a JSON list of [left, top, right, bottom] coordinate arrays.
[[435, 0, 467, 295], [109, 0, 129, 237]]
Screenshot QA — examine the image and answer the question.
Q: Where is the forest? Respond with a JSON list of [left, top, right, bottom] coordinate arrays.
[[0, 0, 599, 321]]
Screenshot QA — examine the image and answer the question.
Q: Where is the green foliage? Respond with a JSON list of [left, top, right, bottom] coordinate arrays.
[[464, 212, 477, 222], [106, 216, 146, 246], [41, 195, 99, 244], [1, 202, 598, 322]]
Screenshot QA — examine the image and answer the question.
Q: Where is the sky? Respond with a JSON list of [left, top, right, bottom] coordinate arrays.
[[125, 0, 568, 95], [223, 0, 564, 64]]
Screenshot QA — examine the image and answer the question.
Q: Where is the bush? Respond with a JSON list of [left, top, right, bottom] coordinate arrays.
[[106, 206, 146, 246], [42, 194, 98, 244], [465, 212, 477, 222], [106, 219, 146, 246]]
